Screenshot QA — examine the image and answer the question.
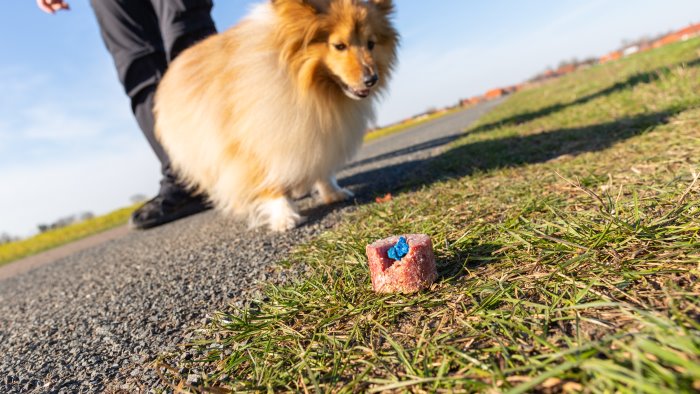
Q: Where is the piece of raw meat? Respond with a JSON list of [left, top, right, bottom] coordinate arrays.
[[366, 234, 437, 293]]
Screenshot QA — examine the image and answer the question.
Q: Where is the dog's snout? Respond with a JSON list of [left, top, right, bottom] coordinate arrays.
[[364, 73, 379, 88]]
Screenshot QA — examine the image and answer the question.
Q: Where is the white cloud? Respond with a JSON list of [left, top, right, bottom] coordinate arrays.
[[0, 60, 162, 236], [523, 0, 610, 42], [0, 60, 140, 164], [0, 140, 160, 237], [0, 66, 51, 99], [17, 104, 107, 141]]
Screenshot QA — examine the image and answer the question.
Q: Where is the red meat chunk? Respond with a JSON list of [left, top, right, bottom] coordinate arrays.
[[365, 234, 437, 293]]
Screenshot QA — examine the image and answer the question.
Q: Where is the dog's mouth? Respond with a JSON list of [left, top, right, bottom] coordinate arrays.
[[336, 79, 371, 100]]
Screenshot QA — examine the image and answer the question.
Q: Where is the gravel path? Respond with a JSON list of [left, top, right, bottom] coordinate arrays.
[[0, 99, 502, 393]]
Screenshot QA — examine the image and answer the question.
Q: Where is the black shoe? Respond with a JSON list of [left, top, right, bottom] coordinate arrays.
[[129, 188, 211, 230]]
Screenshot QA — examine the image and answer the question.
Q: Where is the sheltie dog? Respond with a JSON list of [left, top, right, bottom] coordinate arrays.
[[154, 0, 398, 231]]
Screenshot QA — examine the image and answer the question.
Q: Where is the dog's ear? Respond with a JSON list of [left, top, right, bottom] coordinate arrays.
[[369, 0, 394, 13]]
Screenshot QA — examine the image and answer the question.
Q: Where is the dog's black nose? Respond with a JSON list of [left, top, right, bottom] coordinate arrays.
[[364, 74, 379, 88]]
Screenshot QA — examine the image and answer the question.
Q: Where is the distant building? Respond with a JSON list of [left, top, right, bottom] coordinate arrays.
[[556, 64, 577, 76], [652, 22, 700, 48], [460, 96, 484, 107], [455, 21, 699, 120], [599, 51, 622, 64], [622, 45, 640, 56], [676, 23, 700, 41], [485, 88, 506, 100]]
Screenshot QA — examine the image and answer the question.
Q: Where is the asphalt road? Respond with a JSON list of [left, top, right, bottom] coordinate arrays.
[[0, 99, 502, 393], [0, 226, 131, 282]]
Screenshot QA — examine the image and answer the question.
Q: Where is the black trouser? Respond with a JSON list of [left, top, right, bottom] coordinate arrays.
[[91, 0, 217, 190]]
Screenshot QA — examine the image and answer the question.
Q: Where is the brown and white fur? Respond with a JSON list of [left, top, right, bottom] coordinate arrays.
[[154, 0, 398, 231]]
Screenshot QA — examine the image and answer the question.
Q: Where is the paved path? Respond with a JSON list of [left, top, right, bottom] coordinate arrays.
[[0, 226, 131, 282], [0, 99, 502, 393]]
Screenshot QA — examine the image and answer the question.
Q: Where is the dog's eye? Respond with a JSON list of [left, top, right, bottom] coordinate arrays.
[[368, 40, 376, 50], [334, 43, 347, 51]]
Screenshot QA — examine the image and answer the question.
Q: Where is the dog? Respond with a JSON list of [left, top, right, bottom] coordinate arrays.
[[154, 0, 398, 231]]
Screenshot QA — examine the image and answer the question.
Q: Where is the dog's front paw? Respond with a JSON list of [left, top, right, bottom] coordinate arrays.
[[258, 197, 303, 232], [320, 187, 354, 204], [268, 210, 304, 232], [316, 177, 354, 205]]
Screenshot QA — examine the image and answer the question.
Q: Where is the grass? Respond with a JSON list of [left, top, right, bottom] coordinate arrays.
[[0, 204, 138, 266], [156, 38, 700, 393], [364, 107, 464, 142]]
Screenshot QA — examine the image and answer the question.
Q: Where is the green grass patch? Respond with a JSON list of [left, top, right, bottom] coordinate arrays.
[[157, 39, 700, 393], [0, 204, 138, 266]]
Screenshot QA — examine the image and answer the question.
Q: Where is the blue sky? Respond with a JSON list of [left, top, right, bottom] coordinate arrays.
[[1, 0, 699, 236]]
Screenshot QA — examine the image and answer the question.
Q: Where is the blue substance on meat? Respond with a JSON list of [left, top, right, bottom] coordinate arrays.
[[387, 236, 409, 261]]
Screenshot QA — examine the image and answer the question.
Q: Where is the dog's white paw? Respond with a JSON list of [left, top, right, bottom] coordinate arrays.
[[320, 187, 354, 204], [258, 197, 303, 232], [268, 211, 303, 232], [316, 177, 354, 205]]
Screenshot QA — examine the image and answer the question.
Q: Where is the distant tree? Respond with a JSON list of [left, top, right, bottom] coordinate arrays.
[[619, 31, 670, 53], [37, 214, 81, 233], [130, 194, 148, 204], [0, 232, 18, 245], [55, 216, 76, 228], [80, 212, 95, 221], [580, 57, 599, 66], [558, 57, 579, 69]]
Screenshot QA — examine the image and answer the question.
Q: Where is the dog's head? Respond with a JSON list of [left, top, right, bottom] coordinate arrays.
[[273, 0, 399, 100]]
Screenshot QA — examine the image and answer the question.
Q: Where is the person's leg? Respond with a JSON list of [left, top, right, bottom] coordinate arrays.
[[90, 0, 210, 229], [148, 0, 217, 191], [90, 0, 169, 169], [149, 0, 217, 63]]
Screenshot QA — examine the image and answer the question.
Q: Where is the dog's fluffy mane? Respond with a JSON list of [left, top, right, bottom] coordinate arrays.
[[154, 0, 398, 229]]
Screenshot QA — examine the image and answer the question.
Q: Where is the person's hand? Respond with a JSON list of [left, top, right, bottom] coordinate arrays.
[[36, 0, 70, 14]]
